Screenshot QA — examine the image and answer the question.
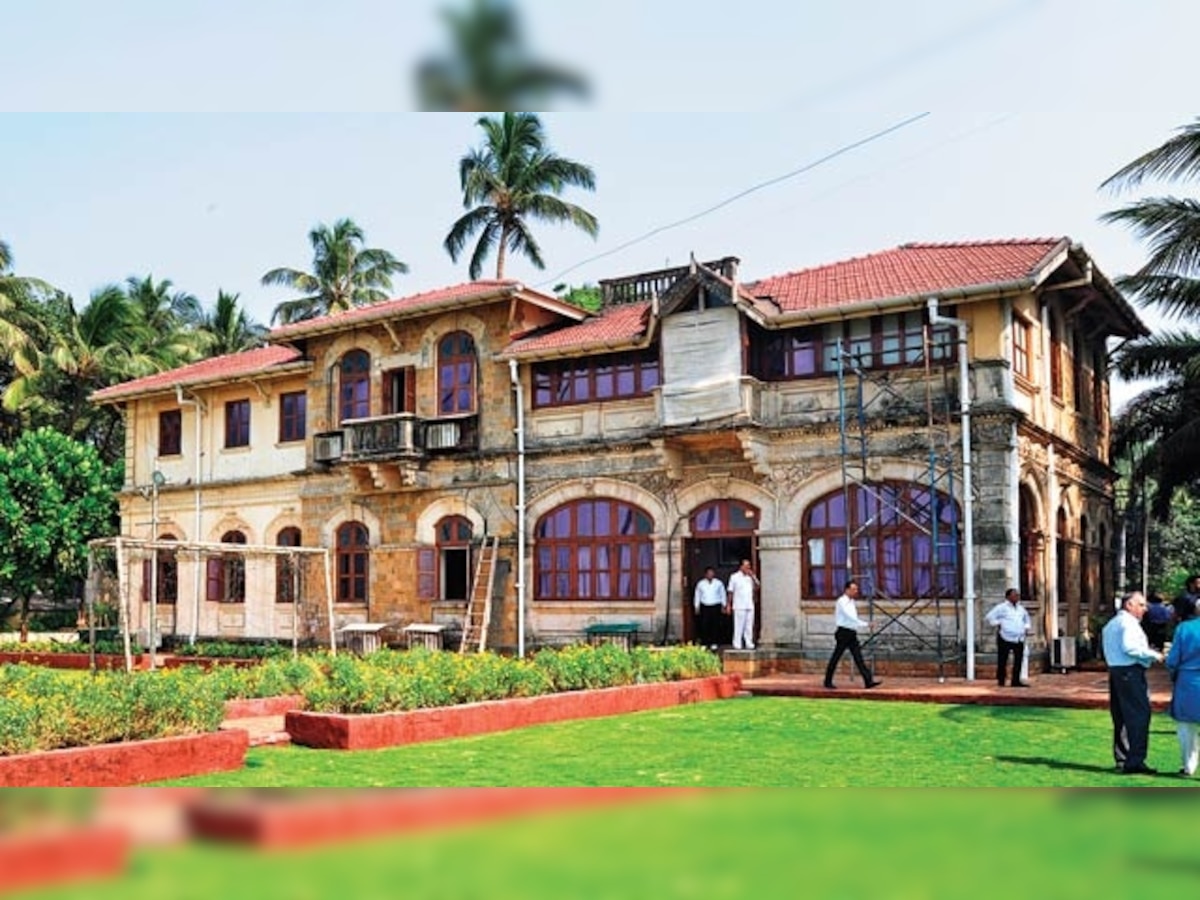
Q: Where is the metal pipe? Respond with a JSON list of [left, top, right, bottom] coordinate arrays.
[[176, 384, 205, 645], [508, 358, 527, 658], [927, 298, 977, 680]]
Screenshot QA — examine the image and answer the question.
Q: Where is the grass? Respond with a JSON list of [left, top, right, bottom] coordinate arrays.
[[13, 791, 1200, 899], [163, 697, 1199, 788]]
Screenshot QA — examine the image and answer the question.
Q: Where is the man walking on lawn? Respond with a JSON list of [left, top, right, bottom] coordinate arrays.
[[986, 588, 1032, 687], [824, 579, 882, 690]]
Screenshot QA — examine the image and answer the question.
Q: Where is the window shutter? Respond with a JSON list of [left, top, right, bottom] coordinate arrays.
[[141, 559, 151, 603], [206, 558, 223, 601], [403, 366, 416, 413], [381, 370, 394, 415], [417, 547, 436, 600]]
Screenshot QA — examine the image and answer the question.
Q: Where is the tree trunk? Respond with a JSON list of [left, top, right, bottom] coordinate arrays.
[[495, 225, 510, 279]]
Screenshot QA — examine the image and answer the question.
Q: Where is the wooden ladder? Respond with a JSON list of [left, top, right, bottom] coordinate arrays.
[[460, 536, 499, 653]]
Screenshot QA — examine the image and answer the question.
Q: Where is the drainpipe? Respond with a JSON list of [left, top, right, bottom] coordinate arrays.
[[176, 385, 205, 646], [508, 359, 527, 658], [927, 298, 977, 680]]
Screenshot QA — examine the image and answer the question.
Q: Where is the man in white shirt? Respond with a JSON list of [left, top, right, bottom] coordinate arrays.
[[726, 559, 759, 650], [693, 566, 727, 650], [1102, 591, 1164, 775], [985, 588, 1033, 687], [823, 579, 882, 689]]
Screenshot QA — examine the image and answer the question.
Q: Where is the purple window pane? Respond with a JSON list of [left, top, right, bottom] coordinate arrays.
[[595, 503, 611, 536], [596, 545, 610, 569], [578, 572, 591, 596], [642, 361, 660, 390], [810, 569, 828, 598], [538, 572, 551, 595], [554, 507, 571, 536], [577, 503, 593, 537], [638, 543, 653, 568], [828, 495, 846, 528], [556, 574, 570, 596], [638, 572, 652, 597], [570, 368, 589, 402], [597, 571, 612, 597], [538, 546, 552, 568], [456, 388, 471, 410], [830, 538, 848, 567], [556, 546, 571, 570], [595, 365, 614, 398], [618, 572, 633, 595], [555, 374, 571, 404], [912, 536, 932, 565], [695, 505, 719, 532], [619, 506, 635, 535], [884, 537, 903, 565], [882, 567, 902, 596], [810, 503, 826, 529], [616, 364, 635, 395], [914, 567, 933, 597], [578, 546, 591, 570], [791, 345, 817, 375], [618, 544, 632, 570]]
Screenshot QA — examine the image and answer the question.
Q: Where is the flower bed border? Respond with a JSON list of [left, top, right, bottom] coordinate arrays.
[[286, 674, 741, 751], [186, 787, 681, 849], [0, 730, 249, 787], [0, 825, 129, 893], [0, 651, 145, 671], [223, 694, 305, 719]]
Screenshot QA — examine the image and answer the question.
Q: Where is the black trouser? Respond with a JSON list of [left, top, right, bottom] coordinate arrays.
[[996, 637, 1025, 686], [696, 604, 724, 648], [824, 626, 873, 687], [1108, 665, 1151, 770]]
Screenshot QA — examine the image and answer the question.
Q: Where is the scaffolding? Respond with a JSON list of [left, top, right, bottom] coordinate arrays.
[[836, 323, 964, 678]]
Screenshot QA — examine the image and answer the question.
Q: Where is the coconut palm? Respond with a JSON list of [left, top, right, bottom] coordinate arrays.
[[262, 218, 409, 325], [122, 274, 207, 368], [1103, 118, 1200, 512], [197, 290, 267, 356], [445, 112, 598, 280], [415, 0, 589, 111]]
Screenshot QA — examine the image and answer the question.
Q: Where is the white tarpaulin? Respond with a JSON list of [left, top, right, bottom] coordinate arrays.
[[660, 306, 744, 425]]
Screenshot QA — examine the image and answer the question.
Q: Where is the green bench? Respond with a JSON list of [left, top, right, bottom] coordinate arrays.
[[584, 622, 640, 651]]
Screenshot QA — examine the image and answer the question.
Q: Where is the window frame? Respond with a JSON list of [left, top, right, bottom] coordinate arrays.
[[207, 530, 247, 603], [534, 499, 655, 602], [335, 521, 370, 604], [437, 331, 477, 416], [276, 526, 302, 604], [224, 399, 251, 449], [159, 409, 182, 456], [278, 391, 307, 443], [1012, 316, 1032, 381], [339, 350, 371, 423], [532, 348, 661, 409]]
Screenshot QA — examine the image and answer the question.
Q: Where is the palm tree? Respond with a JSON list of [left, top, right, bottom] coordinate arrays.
[[445, 112, 598, 280], [122, 274, 206, 369], [198, 290, 267, 356], [415, 0, 589, 111], [1103, 118, 1200, 513], [262, 218, 409, 325]]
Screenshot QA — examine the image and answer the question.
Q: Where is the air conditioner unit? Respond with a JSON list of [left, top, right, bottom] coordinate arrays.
[[424, 420, 461, 450], [313, 432, 344, 463]]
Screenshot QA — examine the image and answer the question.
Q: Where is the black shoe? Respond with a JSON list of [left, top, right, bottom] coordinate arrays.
[[1011, 683, 1030, 688], [1121, 765, 1158, 775], [866, 680, 883, 689], [823, 683, 836, 689]]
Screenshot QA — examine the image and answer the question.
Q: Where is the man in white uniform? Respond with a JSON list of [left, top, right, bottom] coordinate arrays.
[[693, 566, 727, 650], [727, 559, 759, 650]]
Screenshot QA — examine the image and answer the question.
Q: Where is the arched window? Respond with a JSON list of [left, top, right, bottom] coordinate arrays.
[[142, 534, 178, 604], [436, 515, 473, 601], [276, 527, 302, 604], [336, 521, 369, 604], [803, 482, 959, 600], [536, 499, 655, 601], [691, 499, 757, 534], [207, 530, 247, 603], [438, 331, 476, 415], [339, 350, 371, 423]]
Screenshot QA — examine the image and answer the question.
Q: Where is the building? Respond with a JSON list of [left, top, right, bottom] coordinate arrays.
[[92, 237, 1146, 673]]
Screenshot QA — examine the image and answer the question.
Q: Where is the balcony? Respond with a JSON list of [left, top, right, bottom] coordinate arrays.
[[316, 414, 480, 467]]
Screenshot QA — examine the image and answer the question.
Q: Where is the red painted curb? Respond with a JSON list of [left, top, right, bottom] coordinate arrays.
[[0, 826, 129, 894], [223, 695, 306, 719], [186, 788, 689, 848], [0, 730, 249, 787], [0, 652, 145, 671], [286, 675, 742, 751]]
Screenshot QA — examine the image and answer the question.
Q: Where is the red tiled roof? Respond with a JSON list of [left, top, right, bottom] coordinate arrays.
[[268, 280, 525, 339], [92, 345, 306, 402], [504, 301, 652, 356], [747, 238, 1068, 312]]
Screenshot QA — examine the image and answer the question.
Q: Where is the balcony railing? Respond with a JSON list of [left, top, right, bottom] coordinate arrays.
[[325, 413, 480, 462]]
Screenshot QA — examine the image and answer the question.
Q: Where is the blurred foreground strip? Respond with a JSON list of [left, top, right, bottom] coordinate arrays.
[[185, 787, 682, 848]]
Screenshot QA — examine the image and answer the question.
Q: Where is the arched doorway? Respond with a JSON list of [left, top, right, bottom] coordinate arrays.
[[683, 500, 758, 646], [1018, 486, 1044, 637]]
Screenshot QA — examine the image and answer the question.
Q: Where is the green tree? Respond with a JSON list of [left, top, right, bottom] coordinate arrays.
[[1103, 118, 1200, 513], [444, 112, 598, 280], [415, 0, 589, 111], [553, 282, 602, 313], [0, 428, 120, 630], [262, 219, 409, 325], [196, 290, 267, 356]]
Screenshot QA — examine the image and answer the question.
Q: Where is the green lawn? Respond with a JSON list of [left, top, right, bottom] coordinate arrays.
[[14, 791, 1200, 900], [164, 697, 1198, 787]]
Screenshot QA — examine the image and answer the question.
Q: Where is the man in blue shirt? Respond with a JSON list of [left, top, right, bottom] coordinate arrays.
[[1101, 592, 1164, 775]]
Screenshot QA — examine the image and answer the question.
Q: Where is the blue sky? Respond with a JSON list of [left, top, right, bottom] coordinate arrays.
[[1, 1, 1195, 407]]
